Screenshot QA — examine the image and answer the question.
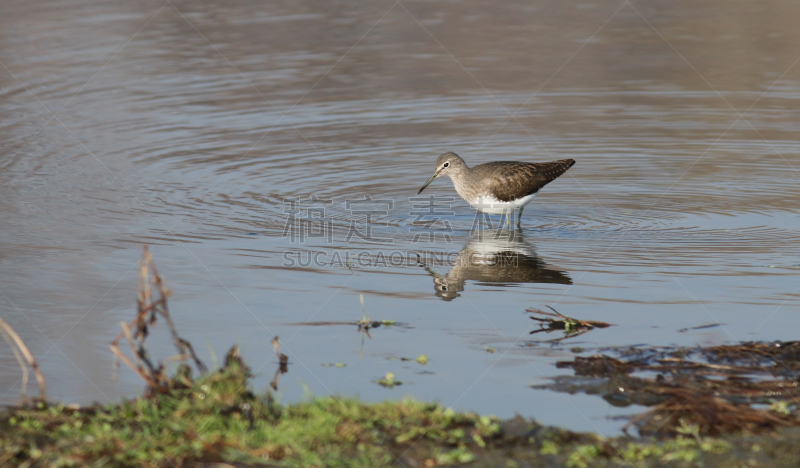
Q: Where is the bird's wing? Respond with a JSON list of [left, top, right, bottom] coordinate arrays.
[[480, 159, 575, 202]]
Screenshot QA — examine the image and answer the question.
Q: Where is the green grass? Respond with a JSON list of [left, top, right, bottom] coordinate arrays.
[[5, 356, 800, 467], [0, 359, 502, 467]]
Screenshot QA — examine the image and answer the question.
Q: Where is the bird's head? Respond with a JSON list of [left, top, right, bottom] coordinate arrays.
[[418, 152, 466, 194]]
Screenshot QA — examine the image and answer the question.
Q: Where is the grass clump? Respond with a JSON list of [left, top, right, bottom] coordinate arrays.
[[14, 345, 800, 467], [0, 352, 504, 467]]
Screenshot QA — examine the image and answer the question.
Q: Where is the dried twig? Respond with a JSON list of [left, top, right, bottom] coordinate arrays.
[[0, 317, 45, 401], [270, 336, 289, 391], [528, 306, 611, 330], [110, 321, 152, 385], [110, 245, 207, 393], [527, 306, 610, 343], [271, 336, 288, 366]]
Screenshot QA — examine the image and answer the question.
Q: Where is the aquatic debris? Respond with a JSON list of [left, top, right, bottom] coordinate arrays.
[[355, 294, 397, 338], [678, 323, 725, 333], [394, 355, 428, 365], [377, 372, 402, 388], [288, 320, 399, 327], [358, 320, 397, 335], [624, 389, 794, 437], [705, 341, 800, 369], [544, 342, 800, 436], [357, 293, 373, 336], [527, 306, 611, 342], [556, 355, 633, 376]]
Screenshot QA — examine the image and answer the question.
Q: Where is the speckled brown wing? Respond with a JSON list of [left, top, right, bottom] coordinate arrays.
[[475, 159, 575, 202]]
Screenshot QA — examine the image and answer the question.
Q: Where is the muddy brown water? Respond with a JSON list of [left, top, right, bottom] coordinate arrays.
[[1, 0, 799, 435]]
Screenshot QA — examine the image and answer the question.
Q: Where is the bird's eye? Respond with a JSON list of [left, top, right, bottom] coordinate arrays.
[[443, 162, 450, 168]]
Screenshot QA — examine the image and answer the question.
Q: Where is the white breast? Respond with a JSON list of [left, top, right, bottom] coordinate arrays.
[[468, 193, 537, 214]]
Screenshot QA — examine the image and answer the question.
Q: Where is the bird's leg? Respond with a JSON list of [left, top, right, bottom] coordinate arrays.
[[505, 212, 511, 229], [517, 206, 524, 228]]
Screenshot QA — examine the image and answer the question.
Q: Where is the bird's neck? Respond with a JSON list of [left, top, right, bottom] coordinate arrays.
[[449, 168, 475, 200]]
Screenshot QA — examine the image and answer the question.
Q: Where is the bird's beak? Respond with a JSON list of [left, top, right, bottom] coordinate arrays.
[[418, 171, 440, 194]]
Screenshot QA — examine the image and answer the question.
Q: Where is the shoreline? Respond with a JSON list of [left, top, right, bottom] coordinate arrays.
[[2, 351, 798, 467]]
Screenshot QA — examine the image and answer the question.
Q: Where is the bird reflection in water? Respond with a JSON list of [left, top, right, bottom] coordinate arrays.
[[420, 229, 572, 301]]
